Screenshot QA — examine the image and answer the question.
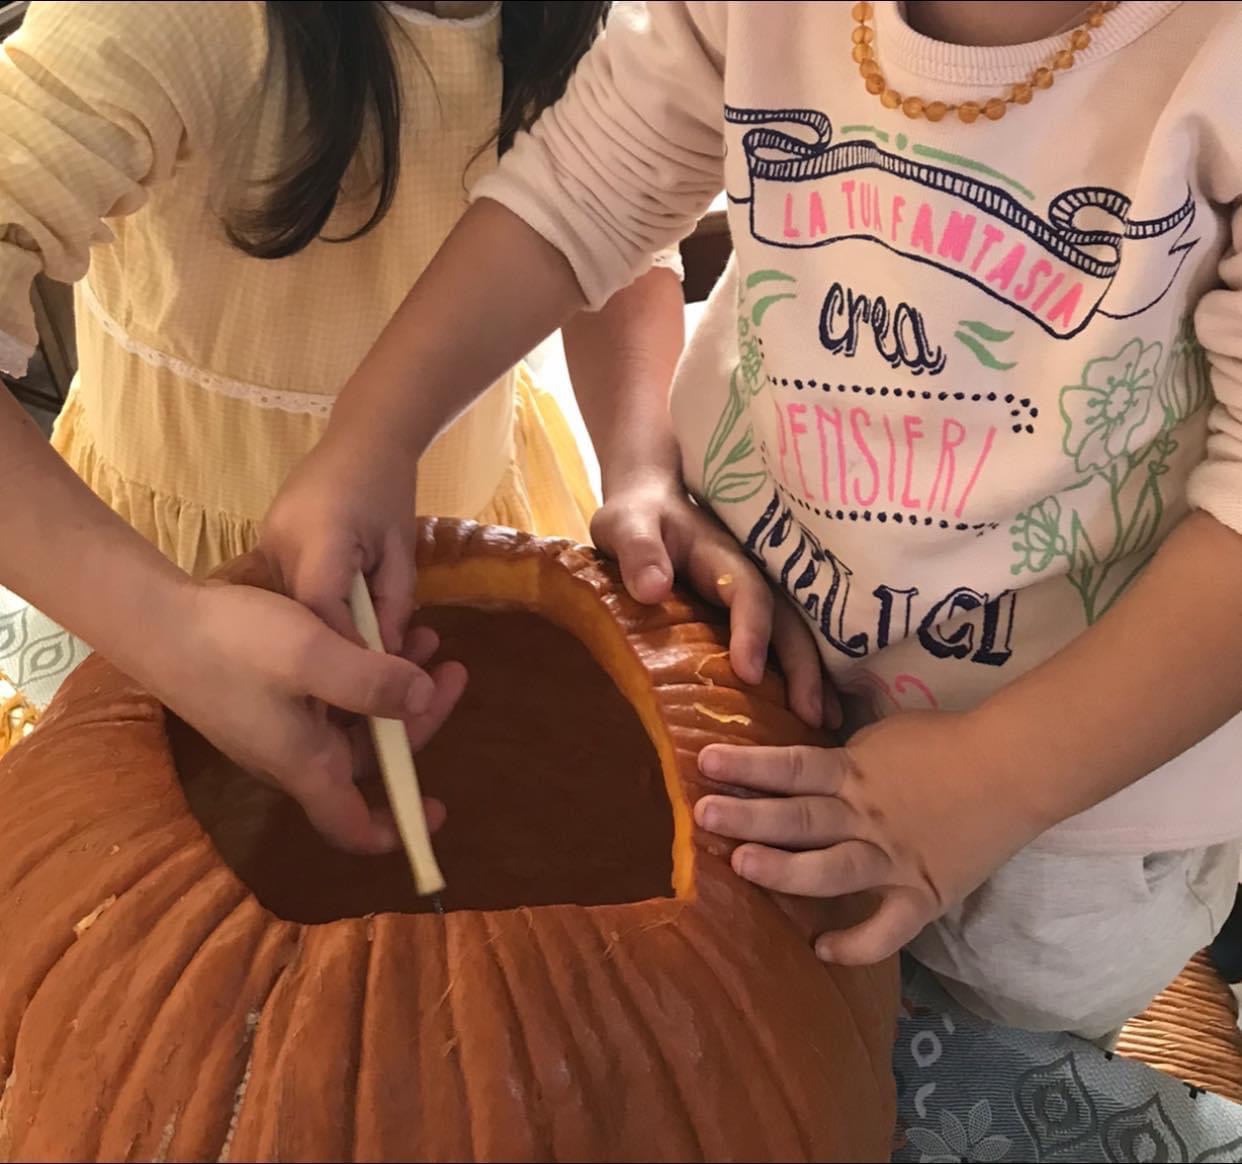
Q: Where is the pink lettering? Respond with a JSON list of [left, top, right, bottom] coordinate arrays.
[[816, 405, 847, 505], [1045, 281, 1085, 330], [926, 418, 966, 512], [787, 402, 813, 499], [969, 225, 1005, 273], [783, 193, 801, 240], [890, 195, 906, 244], [910, 203, 936, 255], [773, 396, 790, 484], [871, 185, 884, 235], [841, 181, 857, 231], [808, 191, 828, 239], [985, 244, 1026, 292], [1030, 272, 1063, 314], [1014, 258, 1052, 303], [937, 212, 977, 263], [850, 408, 880, 506], [882, 416, 898, 503], [901, 415, 925, 509], [955, 425, 996, 517]]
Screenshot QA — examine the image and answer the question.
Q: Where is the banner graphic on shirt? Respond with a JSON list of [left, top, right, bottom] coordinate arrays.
[[724, 106, 1198, 340]]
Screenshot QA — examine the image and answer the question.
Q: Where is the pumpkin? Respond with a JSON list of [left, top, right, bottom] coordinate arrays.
[[0, 519, 897, 1162]]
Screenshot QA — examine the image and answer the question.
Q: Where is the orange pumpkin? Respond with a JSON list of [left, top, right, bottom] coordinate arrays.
[[0, 519, 897, 1162]]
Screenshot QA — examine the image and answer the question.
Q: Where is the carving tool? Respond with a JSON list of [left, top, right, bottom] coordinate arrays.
[[349, 572, 446, 914]]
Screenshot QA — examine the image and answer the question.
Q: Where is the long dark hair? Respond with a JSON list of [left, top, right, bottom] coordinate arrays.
[[227, 1, 609, 259]]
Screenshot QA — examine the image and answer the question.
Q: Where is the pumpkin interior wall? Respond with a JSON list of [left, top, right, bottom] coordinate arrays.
[[172, 606, 675, 923]]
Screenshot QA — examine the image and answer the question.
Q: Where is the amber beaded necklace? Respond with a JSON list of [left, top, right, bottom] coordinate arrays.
[[852, 0, 1120, 124]]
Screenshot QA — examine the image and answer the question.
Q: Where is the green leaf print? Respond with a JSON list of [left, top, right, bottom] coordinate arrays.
[[958, 320, 1014, 343], [701, 269, 797, 505], [703, 369, 745, 473], [709, 470, 769, 504], [954, 329, 1017, 371], [1008, 319, 1211, 625], [745, 269, 797, 289], [752, 293, 797, 325]]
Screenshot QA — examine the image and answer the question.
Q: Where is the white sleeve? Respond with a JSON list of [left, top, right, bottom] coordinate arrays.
[[471, 1, 726, 308]]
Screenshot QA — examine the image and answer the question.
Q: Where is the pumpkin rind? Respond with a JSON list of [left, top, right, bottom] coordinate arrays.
[[0, 519, 897, 1162]]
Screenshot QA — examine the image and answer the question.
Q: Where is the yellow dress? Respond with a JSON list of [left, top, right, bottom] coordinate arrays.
[[0, 0, 596, 580]]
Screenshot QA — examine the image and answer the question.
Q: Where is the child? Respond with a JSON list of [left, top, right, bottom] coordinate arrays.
[[263, 0, 1242, 1041], [1, 2, 733, 840]]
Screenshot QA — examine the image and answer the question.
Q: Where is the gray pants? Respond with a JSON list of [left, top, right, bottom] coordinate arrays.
[[907, 841, 1241, 1041]]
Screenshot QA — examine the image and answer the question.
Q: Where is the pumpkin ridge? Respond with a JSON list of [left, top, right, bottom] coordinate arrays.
[[2, 838, 222, 1156], [0, 828, 205, 1084], [538, 908, 691, 1156], [120, 904, 289, 1163], [216, 928, 306, 1162], [0, 819, 93, 897], [507, 908, 602, 1155], [668, 919, 811, 1157], [482, 911, 557, 1156], [95, 875, 253, 1156], [24, 853, 241, 1156], [586, 911, 709, 1159], [443, 914, 484, 1163], [342, 917, 372, 1164]]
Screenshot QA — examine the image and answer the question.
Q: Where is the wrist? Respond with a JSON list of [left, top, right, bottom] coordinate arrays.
[[958, 701, 1077, 838], [598, 431, 684, 500]]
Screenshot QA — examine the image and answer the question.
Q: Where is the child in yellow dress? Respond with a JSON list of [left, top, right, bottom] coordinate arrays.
[[0, 1, 686, 845]]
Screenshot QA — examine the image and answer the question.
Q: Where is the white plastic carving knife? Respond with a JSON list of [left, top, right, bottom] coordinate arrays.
[[348, 571, 446, 913]]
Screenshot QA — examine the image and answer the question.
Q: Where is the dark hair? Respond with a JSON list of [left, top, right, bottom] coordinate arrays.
[[227, 1, 609, 259]]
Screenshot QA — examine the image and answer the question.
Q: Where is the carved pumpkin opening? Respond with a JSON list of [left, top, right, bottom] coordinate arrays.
[[173, 603, 675, 924]]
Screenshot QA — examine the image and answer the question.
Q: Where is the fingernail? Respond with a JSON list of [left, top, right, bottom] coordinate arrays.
[[695, 798, 720, 830], [814, 937, 833, 962], [374, 821, 399, 850], [636, 565, 667, 597], [699, 749, 721, 778], [733, 848, 753, 878]]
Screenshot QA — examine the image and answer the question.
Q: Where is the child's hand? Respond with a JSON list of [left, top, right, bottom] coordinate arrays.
[[260, 428, 419, 654], [591, 471, 838, 729], [694, 710, 1050, 964], [151, 580, 465, 853]]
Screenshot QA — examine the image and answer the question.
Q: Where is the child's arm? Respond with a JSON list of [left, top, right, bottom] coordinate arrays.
[[0, 387, 458, 850], [697, 208, 1242, 965], [263, 1, 732, 643], [0, 3, 455, 846], [697, 509, 1242, 964], [562, 266, 829, 726]]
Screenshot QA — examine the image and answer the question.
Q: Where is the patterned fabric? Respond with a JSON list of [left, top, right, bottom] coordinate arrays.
[[895, 959, 1242, 1163], [0, 586, 88, 715]]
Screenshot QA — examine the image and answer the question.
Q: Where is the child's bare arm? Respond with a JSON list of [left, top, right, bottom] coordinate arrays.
[[698, 509, 1242, 964]]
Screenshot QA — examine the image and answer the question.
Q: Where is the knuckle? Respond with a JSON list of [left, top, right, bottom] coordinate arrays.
[[787, 746, 813, 787], [794, 797, 819, 840]]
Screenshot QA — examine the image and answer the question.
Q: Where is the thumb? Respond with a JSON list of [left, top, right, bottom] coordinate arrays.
[[813, 891, 928, 966]]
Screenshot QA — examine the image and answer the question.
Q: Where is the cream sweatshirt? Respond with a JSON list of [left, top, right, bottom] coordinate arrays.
[[475, 0, 1242, 853]]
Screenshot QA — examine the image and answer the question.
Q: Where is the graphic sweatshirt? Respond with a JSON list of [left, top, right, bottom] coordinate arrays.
[[474, 0, 1242, 853]]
